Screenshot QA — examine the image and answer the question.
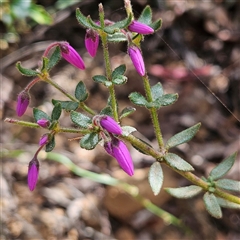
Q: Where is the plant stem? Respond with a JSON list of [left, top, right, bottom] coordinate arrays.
[[142, 75, 164, 149], [4, 118, 39, 128]]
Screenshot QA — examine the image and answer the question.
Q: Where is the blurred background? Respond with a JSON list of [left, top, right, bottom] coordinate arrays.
[[1, 0, 240, 239]]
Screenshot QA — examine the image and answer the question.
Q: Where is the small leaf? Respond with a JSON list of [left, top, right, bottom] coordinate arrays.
[[75, 81, 88, 102], [150, 19, 162, 31], [138, 5, 152, 25], [92, 75, 112, 87], [100, 106, 113, 116], [33, 108, 50, 122], [121, 126, 137, 136], [120, 107, 136, 119], [217, 197, 240, 210], [108, 32, 127, 42], [156, 93, 178, 107], [70, 111, 92, 129], [104, 13, 133, 34], [112, 75, 127, 85], [129, 92, 148, 107], [215, 179, 240, 192], [80, 132, 99, 150], [203, 192, 222, 219], [47, 46, 61, 70], [164, 153, 194, 171], [41, 57, 49, 71], [76, 8, 93, 29], [87, 15, 102, 29], [165, 185, 202, 199], [209, 152, 237, 181], [166, 123, 201, 149], [52, 99, 79, 111], [45, 135, 55, 152], [151, 82, 164, 101], [112, 64, 126, 79], [148, 162, 164, 196], [51, 103, 62, 121], [16, 62, 39, 77]]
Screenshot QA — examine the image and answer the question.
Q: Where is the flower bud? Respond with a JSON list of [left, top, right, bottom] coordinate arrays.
[[100, 116, 122, 135], [85, 29, 99, 57], [128, 20, 154, 34], [37, 118, 49, 128], [16, 90, 30, 117], [59, 42, 85, 69], [28, 157, 39, 191], [128, 45, 145, 76], [39, 134, 49, 146]]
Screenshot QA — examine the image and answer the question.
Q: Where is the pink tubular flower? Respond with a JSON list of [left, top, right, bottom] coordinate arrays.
[[85, 29, 99, 57], [128, 20, 154, 34], [16, 90, 30, 117], [37, 119, 49, 128], [104, 138, 134, 176], [128, 45, 145, 76], [100, 116, 122, 135], [39, 134, 48, 146], [28, 157, 39, 191], [59, 42, 85, 69]]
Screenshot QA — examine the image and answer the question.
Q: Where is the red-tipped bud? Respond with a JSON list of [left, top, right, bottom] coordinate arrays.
[[28, 157, 39, 191], [39, 134, 49, 146], [16, 90, 30, 117], [85, 29, 99, 57], [128, 45, 145, 76], [59, 42, 85, 69], [128, 20, 154, 34], [37, 119, 49, 128]]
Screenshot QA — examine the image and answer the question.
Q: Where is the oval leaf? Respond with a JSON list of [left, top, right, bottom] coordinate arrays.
[[156, 93, 178, 107], [166, 123, 201, 149], [209, 152, 237, 180], [52, 99, 79, 111], [151, 82, 164, 101], [45, 135, 55, 152], [70, 111, 91, 129], [203, 192, 222, 219], [108, 32, 127, 42], [148, 162, 164, 196], [47, 46, 61, 70], [16, 62, 39, 77], [112, 64, 126, 79], [51, 102, 62, 121], [129, 92, 148, 107], [75, 81, 88, 102], [164, 153, 194, 171], [138, 5, 152, 25], [165, 185, 202, 199], [76, 8, 92, 29], [120, 107, 136, 119], [216, 179, 240, 192], [80, 133, 99, 150], [217, 197, 240, 210]]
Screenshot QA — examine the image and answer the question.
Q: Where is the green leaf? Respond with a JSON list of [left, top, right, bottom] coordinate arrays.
[[138, 5, 152, 25], [148, 162, 164, 196], [51, 103, 62, 121], [16, 62, 39, 77], [156, 93, 178, 107], [112, 75, 127, 85], [120, 107, 136, 119], [92, 75, 112, 87], [112, 64, 126, 79], [28, 3, 53, 25], [129, 92, 148, 107], [217, 197, 240, 210], [164, 153, 194, 171], [33, 108, 50, 122], [121, 126, 137, 137], [45, 135, 55, 152], [108, 32, 127, 42], [166, 123, 201, 149], [80, 132, 99, 150], [151, 82, 164, 101], [209, 153, 237, 181], [47, 46, 61, 70], [203, 192, 222, 219], [165, 185, 202, 199], [104, 13, 133, 34], [52, 99, 79, 111], [150, 19, 162, 31], [76, 8, 93, 28], [41, 57, 49, 71], [70, 111, 92, 129], [86, 15, 102, 30], [100, 106, 113, 116], [216, 179, 240, 192], [75, 81, 88, 102]]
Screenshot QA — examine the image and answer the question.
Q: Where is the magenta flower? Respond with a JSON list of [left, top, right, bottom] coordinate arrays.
[[85, 29, 99, 57], [104, 138, 134, 176], [100, 116, 122, 135], [128, 20, 154, 34], [128, 45, 145, 76], [37, 119, 49, 128], [28, 157, 39, 191], [16, 90, 30, 117], [39, 134, 48, 146], [59, 42, 85, 69]]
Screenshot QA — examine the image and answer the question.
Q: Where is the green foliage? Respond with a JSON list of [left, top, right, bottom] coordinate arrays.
[[148, 162, 164, 195], [138, 5, 152, 25], [45, 135, 56, 152], [70, 111, 92, 129], [51, 103, 62, 121], [33, 108, 50, 122], [52, 100, 79, 111], [75, 81, 88, 102], [165, 185, 202, 199], [75, 8, 94, 29], [215, 179, 240, 192], [100, 106, 113, 116], [47, 46, 61, 71], [120, 107, 136, 119], [16, 62, 39, 77], [121, 126, 137, 136], [217, 197, 240, 210], [203, 192, 222, 219], [80, 133, 99, 150], [107, 33, 127, 42], [129, 92, 148, 107], [92, 75, 112, 87]]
